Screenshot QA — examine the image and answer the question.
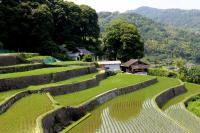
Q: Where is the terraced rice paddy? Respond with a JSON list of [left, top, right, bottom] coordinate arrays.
[[0, 72, 99, 103], [165, 103, 200, 133], [163, 83, 200, 133], [0, 66, 85, 79], [1, 58, 200, 133], [54, 74, 154, 106], [0, 94, 53, 133], [66, 77, 187, 133]]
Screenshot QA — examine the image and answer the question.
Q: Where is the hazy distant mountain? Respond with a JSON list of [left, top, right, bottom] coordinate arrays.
[[98, 11, 200, 63], [129, 6, 200, 31]]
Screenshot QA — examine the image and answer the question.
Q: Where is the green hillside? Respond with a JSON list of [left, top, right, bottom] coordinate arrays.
[[133, 6, 200, 32], [98, 12, 200, 63]]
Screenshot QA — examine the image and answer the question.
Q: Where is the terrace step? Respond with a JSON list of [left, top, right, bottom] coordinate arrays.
[[0, 71, 105, 114], [63, 77, 186, 133], [40, 76, 157, 133], [0, 63, 58, 74], [0, 66, 96, 91]]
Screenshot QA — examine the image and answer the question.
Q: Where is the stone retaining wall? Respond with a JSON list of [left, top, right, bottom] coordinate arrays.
[[0, 72, 105, 114], [155, 84, 186, 108], [41, 78, 157, 133], [41, 73, 105, 96], [0, 55, 27, 66], [0, 64, 55, 74], [0, 66, 96, 91]]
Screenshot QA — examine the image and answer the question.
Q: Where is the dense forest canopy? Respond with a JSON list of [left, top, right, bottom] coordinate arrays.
[[98, 11, 200, 63], [0, 0, 100, 55], [102, 19, 144, 61]]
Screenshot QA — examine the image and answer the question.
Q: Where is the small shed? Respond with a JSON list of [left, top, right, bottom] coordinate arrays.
[[98, 61, 121, 71], [121, 59, 149, 73]]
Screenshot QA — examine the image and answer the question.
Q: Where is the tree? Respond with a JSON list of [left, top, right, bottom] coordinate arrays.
[[174, 58, 185, 69], [79, 5, 100, 53], [102, 19, 144, 61], [0, 0, 101, 55]]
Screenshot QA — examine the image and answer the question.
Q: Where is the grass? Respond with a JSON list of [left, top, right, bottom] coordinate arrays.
[[26, 56, 52, 61], [54, 73, 154, 106], [0, 93, 53, 133], [162, 83, 200, 110], [187, 97, 200, 117], [0, 66, 85, 79], [68, 77, 184, 133], [0, 63, 40, 69], [0, 72, 99, 103], [52, 61, 93, 65]]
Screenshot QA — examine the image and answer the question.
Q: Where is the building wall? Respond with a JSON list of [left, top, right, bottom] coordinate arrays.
[[105, 64, 121, 71]]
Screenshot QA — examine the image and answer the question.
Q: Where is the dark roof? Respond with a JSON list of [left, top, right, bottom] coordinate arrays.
[[76, 47, 93, 55], [123, 59, 138, 67], [123, 59, 148, 67]]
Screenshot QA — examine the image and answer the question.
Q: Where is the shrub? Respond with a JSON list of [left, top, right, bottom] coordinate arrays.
[[82, 54, 92, 62], [148, 68, 178, 78], [180, 66, 200, 84], [148, 68, 169, 77]]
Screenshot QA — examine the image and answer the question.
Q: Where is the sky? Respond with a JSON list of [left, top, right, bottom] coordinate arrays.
[[68, 0, 200, 12]]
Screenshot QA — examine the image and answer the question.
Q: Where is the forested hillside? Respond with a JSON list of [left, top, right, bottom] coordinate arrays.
[[0, 0, 100, 56], [99, 12, 200, 63], [131, 6, 200, 32]]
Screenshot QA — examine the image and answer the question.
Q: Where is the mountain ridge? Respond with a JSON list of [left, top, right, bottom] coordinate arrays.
[[129, 6, 200, 32]]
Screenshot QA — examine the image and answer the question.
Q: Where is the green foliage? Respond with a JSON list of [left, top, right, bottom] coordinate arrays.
[[102, 19, 144, 61], [187, 98, 200, 117], [0, 0, 100, 55], [148, 68, 178, 78], [82, 54, 92, 62], [179, 66, 200, 84], [174, 58, 185, 69]]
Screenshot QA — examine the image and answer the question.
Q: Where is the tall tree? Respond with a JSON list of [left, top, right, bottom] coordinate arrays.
[[102, 19, 144, 61]]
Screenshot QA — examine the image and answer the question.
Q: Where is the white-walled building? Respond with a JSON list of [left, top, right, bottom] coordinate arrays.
[[97, 61, 121, 71]]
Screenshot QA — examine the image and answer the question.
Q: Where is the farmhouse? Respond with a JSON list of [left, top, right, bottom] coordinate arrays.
[[121, 59, 149, 73], [59, 46, 94, 60], [97, 61, 121, 71]]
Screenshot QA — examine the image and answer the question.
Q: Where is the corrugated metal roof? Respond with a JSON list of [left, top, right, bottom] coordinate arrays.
[[98, 61, 121, 65], [123, 59, 138, 67]]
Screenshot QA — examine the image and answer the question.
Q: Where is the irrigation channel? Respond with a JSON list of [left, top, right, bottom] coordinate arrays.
[[68, 77, 187, 133]]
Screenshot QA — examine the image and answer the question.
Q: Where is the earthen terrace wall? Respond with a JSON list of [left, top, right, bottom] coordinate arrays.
[[0, 66, 96, 91], [41, 78, 157, 133]]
